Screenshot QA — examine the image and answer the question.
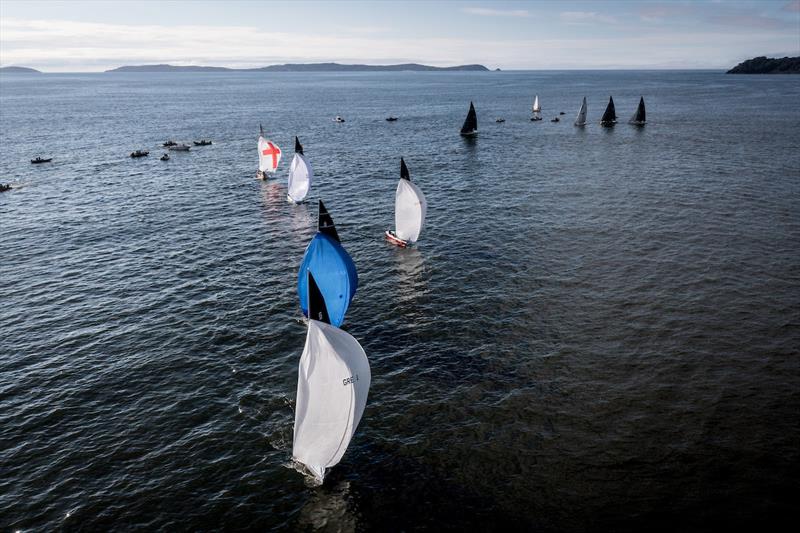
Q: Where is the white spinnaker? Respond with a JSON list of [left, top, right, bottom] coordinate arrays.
[[293, 319, 371, 483], [394, 179, 427, 243], [532, 95, 540, 113], [575, 97, 587, 126], [287, 153, 313, 203], [258, 137, 281, 173]]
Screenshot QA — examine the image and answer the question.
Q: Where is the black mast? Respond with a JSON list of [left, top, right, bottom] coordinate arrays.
[[295, 136, 303, 154], [460, 101, 478, 135], [400, 157, 410, 181], [601, 96, 617, 126], [307, 271, 330, 324], [318, 200, 341, 243]]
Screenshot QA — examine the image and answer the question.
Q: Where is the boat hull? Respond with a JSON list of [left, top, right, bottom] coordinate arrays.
[[385, 230, 409, 248], [460, 130, 477, 137]]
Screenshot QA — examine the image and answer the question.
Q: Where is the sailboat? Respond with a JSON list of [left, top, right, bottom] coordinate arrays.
[[287, 136, 313, 204], [257, 124, 282, 179], [297, 200, 358, 328], [531, 95, 542, 121], [385, 158, 427, 248], [600, 96, 617, 127], [460, 101, 478, 136], [574, 97, 587, 127], [292, 270, 371, 484], [629, 96, 646, 126]]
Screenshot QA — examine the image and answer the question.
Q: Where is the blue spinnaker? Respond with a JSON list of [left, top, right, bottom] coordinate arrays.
[[297, 233, 358, 327]]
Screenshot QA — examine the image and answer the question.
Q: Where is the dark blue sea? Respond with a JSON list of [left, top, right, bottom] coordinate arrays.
[[1, 70, 799, 531]]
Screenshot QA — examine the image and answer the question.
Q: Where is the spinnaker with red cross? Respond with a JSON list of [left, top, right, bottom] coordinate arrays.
[[257, 124, 282, 179]]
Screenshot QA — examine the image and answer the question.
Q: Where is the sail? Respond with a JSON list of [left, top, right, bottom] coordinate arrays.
[[297, 203, 357, 327], [574, 97, 587, 126], [394, 159, 427, 243], [629, 97, 646, 125], [460, 101, 477, 135], [600, 96, 616, 125], [287, 138, 312, 203], [318, 199, 340, 243], [258, 136, 282, 173], [292, 274, 370, 483], [532, 95, 541, 113]]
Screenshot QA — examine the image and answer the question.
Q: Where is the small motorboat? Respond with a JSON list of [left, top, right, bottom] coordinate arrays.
[[559, 111, 566, 115], [0, 183, 12, 193], [168, 144, 190, 151], [333, 116, 345, 123], [130, 150, 149, 158], [385, 116, 398, 122], [31, 157, 52, 164], [550, 117, 560, 123], [193, 139, 212, 146], [530, 115, 543, 122], [162, 140, 177, 147], [495, 118, 506, 123], [160, 153, 169, 161]]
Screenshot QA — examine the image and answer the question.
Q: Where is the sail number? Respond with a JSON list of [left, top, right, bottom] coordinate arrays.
[[343, 375, 359, 386]]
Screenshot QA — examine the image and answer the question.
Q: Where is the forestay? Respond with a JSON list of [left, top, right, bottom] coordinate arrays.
[[395, 179, 427, 243]]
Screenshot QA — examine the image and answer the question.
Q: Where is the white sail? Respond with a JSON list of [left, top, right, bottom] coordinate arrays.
[[287, 153, 313, 203], [575, 97, 587, 126], [395, 179, 427, 243], [258, 136, 281, 173], [532, 95, 541, 113], [293, 319, 371, 483]]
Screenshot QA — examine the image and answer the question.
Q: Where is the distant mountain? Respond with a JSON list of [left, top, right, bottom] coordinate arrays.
[[106, 64, 232, 73], [106, 62, 490, 73], [0, 66, 42, 74], [727, 56, 800, 74]]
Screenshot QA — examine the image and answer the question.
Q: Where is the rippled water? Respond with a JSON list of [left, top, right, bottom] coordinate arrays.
[[1, 70, 799, 531]]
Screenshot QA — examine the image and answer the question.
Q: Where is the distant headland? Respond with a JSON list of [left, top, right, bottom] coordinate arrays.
[[105, 62, 490, 73], [0, 66, 42, 74], [727, 56, 800, 74]]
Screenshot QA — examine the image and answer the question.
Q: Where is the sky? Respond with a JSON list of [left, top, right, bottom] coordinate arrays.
[[0, 0, 798, 72]]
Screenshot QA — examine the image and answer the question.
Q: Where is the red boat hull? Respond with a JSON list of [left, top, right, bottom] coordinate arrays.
[[385, 230, 408, 248]]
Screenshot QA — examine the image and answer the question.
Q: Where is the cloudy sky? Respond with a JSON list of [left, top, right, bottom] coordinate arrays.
[[1, 0, 798, 71]]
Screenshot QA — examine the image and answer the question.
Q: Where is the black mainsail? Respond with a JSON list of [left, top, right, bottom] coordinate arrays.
[[629, 97, 646, 125], [307, 271, 331, 324], [600, 96, 617, 126], [460, 101, 478, 136], [318, 200, 341, 243]]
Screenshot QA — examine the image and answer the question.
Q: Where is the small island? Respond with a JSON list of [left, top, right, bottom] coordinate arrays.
[[107, 62, 490, 73], [0, 66, 42, 74], [727, 56, 800, 74]]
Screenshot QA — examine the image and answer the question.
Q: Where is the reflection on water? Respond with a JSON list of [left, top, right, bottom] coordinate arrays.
[[297, 480, 357, 532], [391, 246, 427, 304]]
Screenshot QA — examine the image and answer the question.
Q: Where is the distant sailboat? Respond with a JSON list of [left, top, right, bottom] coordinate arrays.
[[297, 200, 358, 328], [257, 124, 282, 179], [574, 97, 587, 127], [531, 95, 542, 121], [629, 96, 646, 126], [292, 270, 370, 484], [460, 101, 478, 136], [287, 136, 313, 204], [385, 158, 427, 248], [600, 96, 617, 127]]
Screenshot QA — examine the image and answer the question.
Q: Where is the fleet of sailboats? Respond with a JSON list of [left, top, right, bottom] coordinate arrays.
[[264, 93, 650, 483], [385, 158, 427, 248]]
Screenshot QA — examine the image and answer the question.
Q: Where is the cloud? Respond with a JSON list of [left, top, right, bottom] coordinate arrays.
[[784, 0, 800, 11], [638, 3, 695, 22], [559, 11, 618, 25], [707, 13, 796, 30], [461, 7, 530, 17]]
